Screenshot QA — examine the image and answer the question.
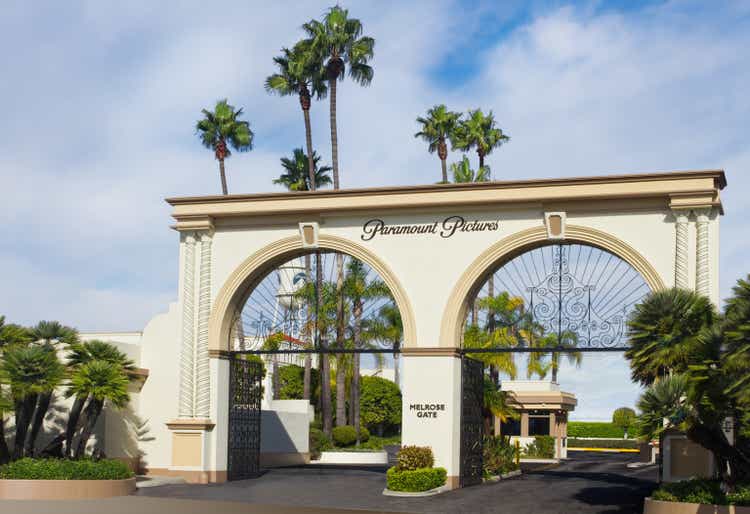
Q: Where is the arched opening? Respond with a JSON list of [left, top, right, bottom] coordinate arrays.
[[224, 246, 407, 480]]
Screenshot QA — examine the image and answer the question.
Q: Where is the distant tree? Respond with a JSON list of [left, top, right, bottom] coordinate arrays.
[[360, 375, 401, 436], [451, 108, 509, 171], [274, 148, 332, 191], [414, 104, 462, 183], [612, 407, 637, 438], [450, 155, 490, 183], [195, 99, 254, 194]]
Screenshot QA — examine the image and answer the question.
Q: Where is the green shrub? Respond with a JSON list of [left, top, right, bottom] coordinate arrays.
[[568, 421, 636, 438], [567, 438, 639, 449], [330, 425, 370, 447], [278, 364, 319, 404], [309, 428, 333, 460], [727, 485, 750, 506], [483, 436, 519, 475], [360, 376, 401, 435], [0, 458, 134, 480], [396, 446, 434, 471], [651, 478, 725, 505], [386, 466, 446, 492], [524, 436, 555, 458], [357, 435, 401, 450]]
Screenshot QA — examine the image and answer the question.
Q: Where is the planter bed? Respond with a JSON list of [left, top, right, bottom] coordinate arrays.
[[644, 497, 750, 514], [313, 450, 388, 465], [382, 484, 450, 497], [0, 477, 136, 500]]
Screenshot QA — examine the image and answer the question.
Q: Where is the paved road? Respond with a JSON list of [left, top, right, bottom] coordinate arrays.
[[138, 451, 658, 513]]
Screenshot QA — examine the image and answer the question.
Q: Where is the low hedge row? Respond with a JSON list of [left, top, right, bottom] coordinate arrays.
[[568, 422, 638, 438], [568, 438, 639, 449], [652, 478, 750, 506], [0, 458, 134, 480], [386, 466, 446, 492]]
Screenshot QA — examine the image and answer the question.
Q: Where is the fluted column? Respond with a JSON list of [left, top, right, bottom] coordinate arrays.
[[673, 210, 690, 289], [695, 208, 711, 297], [195, 232, 212, 418], [178, 233, 197, 418]]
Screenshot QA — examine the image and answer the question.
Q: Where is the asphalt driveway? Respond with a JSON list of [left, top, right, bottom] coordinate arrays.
[[138, 451, 658, 513]]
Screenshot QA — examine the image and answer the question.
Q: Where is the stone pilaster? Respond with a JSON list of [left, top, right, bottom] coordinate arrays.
[[695, 208, 711, 297], [673, 210, 690, 289], [195, 232, 213, 418], [179, 233, 197, 418]]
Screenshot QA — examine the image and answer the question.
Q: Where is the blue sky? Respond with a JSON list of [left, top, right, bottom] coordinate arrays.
[[1, 0, 749, 420]]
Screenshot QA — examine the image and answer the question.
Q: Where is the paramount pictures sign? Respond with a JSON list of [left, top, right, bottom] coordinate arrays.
[[361, 216, 500, 241]]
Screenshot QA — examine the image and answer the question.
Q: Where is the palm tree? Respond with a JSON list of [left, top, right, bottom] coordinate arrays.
[[414, 105, 462, 183], [196, 99, 254, 195], [1, 344, 64, 459], [274, 148, 333, 191], [266, 45, 327, 189], [483, 376, 517, 435], [367, 303, 403, 386], [343, 259, 388, 442], [538, 330, 582, 384], [636, 373, 689, 440], [64, 340, 135, 458], [626, 288, 716, 385], [302, 5, 374, 189], [0, 317, 32, 348], [452, 109, 509, 171], [70, 360, 130, 458], [451, 155, 490, 183]]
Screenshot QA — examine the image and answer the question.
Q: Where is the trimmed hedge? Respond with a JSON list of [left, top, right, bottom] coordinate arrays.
[[0, 458, 134, 480], [651, 478, 750, 506], [568, 421, 638, 438], [309, 428, 333, 460], [568, 438, 639, 449], [396, 446, 434, 471], [386, 466, 447, 492], [331, 425, 370, 447], [523, 436, 555, 458]]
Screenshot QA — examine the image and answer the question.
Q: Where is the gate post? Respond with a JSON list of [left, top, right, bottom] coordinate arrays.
[[400, 348, 463, 489]]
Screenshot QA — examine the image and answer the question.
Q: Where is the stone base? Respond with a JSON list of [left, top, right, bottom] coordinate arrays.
[[143, 468, 227, 484], [0, 478, 136, 500]]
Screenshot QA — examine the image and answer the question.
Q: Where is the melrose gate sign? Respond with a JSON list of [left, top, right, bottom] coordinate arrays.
[[117, 170, 724, 487]]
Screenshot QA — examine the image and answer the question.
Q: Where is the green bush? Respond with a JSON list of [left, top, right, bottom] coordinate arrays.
[[309, 428, 333, 460], [652, 478, 725, 505], [568, 421, 635, 438], [278, 364, 319, 404], [568, 438, 639, 449], [524, 436, 555, 458], [386, 466, 447, 492], [0, 458, 134, 480], [357, 435, 401, 450], [727, 485, 750, 506], [331, 425, 370, 447], [396, 446, 434, 471], [483, 436, 519, 476], [360, 376, 401, 435]]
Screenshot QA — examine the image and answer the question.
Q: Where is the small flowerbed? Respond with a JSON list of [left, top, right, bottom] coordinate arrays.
[[651, 478, 750, 506], [483, 435, 519, 478], [0, 458, 134, 480]]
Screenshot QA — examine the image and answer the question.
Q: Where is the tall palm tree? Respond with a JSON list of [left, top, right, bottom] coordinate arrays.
[[484, 376, 517, 435], [266, 45, 327, 189], [274, 148, 332, 191], [626, 288, 715, 385], [450, 155, 490, 183], [71, 360, 130, 458], [196, 99, 254, 195], [343, 259, 388, 441], [64, 340, 135, 458], [452, 109, 509, 171], [636, 373, 689, 440], [537, 330, 582, 383], [302, 5, 374, 189], [366, 303, 403, 386], [0, 316, 32, 348], [414, 105, 462, 183], [1, 344, 64, 459]]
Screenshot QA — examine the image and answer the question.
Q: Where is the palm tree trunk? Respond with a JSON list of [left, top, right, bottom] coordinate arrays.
[[334, 252, 346, 427], [303, 254, 313, 400], [335, 356, 347, 427], [272, 356, 280, 400], [487, 274, 495, 331], [551, 353, 559, 383], [26, 391, 52, 457], [478, 150, 485, 170], [393, 352, 400, 387], [329, 78, 339, 189], [316, 251, 333, 436], [441, 158, 448, 183], [302, 107, 317, 191], [352, 300, 362, 443], [219, 158, 228, 195], [75, 399, 103, 459], [0, 418, 10, 464], [13, 395, 35, 459], [65, 395, 86, 458]]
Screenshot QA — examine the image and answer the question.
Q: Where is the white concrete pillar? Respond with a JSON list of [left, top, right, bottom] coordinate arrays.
[[400, 353, 462, 489], [206, 356, 229, 481], [179, 233, 197, 418], [195, 233, 213, 418], [695, 208, 711, 297], [673, 210, 690, 289]]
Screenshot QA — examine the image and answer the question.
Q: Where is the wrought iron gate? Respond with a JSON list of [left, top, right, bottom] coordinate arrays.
[[227, 355, 263, 481], [460, 356, 484, 487]]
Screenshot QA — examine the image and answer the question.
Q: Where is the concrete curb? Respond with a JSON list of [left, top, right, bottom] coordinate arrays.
[[382, 484, 450, 497]]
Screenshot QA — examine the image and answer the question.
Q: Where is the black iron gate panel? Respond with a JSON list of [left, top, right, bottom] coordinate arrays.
[[460, 356, 484, 487], [227, 355, 262, 481]]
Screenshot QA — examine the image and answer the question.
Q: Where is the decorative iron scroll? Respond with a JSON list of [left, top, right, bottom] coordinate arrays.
[[482, 244, 650, 349], [227, 356, 262, 481], [460, 357, 484, 487]]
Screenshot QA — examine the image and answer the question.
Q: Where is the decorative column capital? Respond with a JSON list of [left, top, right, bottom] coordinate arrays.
[[671, 209, 691, 224], [694, 207, 713, 222]]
